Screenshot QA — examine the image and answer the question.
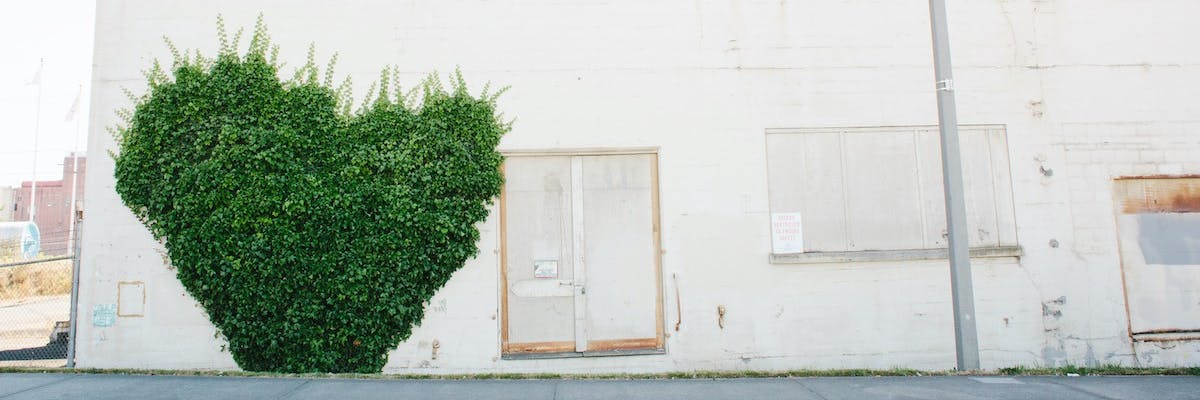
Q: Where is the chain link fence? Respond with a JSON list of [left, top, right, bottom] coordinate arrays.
[[0, 221, 79, 367]]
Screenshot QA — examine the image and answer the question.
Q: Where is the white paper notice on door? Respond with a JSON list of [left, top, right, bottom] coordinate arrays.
[[771, 212, 804, 254], [533, 260, 559, 279]]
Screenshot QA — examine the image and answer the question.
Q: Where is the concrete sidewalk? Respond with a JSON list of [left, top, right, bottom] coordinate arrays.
[[1, 373, 1198, 399]]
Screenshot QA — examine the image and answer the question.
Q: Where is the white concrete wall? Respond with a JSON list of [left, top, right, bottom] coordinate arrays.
[[79, 0, 1200, 372]]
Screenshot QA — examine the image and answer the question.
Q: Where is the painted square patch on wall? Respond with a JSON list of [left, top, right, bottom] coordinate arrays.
[[93, 304, 116, 327], [118, 281, 146, 317]]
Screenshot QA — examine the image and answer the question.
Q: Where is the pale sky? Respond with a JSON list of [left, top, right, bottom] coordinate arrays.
[[0, 1, 96, 187]]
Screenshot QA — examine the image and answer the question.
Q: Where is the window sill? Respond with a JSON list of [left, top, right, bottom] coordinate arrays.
[[770, 245, 1023, 265]]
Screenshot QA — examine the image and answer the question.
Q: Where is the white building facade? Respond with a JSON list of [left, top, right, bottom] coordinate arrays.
[[79, 0, 1200, 372]]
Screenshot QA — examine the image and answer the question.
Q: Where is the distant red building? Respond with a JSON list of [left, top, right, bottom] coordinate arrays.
[[13, 155, 87, 255]]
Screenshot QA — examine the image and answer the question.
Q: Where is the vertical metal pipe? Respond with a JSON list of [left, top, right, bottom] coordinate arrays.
[[927, 0, 981, 371], [66, 216, 82, 368]]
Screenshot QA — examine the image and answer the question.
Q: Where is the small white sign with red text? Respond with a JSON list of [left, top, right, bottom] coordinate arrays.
[[771, 212, 804, 253]]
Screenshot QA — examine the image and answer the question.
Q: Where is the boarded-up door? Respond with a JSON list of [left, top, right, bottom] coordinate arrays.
[[1114, 177, 1200, 341], [500, 151, 664, 357]]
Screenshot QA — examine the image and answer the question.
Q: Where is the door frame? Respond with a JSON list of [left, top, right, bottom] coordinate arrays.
[[498, 147, 665, 359]]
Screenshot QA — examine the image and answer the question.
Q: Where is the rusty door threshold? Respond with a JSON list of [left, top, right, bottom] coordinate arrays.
[[1132, 329, 1200, 342], [502, 348, 666, 361]]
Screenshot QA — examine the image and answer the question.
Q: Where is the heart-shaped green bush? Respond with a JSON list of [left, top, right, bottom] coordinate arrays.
[[113, 18, 508, 373]]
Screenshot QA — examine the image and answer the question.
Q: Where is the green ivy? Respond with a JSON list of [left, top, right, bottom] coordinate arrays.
[[112, 16, 509, 373]]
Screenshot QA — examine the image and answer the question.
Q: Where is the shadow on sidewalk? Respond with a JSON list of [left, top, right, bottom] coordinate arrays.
[[0, 341, 67, 361]]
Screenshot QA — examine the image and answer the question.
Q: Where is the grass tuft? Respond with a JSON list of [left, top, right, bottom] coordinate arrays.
[[998, 364, 1200, 376]]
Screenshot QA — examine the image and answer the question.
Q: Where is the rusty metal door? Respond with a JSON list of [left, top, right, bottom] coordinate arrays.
[[1114, 177, 1200, 341], [500, 151, 663, 357]]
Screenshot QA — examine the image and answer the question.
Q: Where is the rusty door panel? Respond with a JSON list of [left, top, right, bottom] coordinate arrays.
[[1114, 177, 1200, 338], [1116, 177, 1200, 214]]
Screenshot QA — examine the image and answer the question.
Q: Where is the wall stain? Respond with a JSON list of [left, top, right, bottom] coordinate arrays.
[[1042, 296, 1065, 319]]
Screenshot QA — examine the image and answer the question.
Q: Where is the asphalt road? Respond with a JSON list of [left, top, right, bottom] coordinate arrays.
[[1, 374, 1198, 399]]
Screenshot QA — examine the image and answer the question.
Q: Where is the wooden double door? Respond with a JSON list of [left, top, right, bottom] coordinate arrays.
[[500, 151, 664, 357]]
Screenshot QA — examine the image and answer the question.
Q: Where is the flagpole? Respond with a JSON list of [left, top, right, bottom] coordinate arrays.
[[29, 58, 45, 223]]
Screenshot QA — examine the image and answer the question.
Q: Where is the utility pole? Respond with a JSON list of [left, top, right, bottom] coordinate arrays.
[[927, 0, 980, 371]]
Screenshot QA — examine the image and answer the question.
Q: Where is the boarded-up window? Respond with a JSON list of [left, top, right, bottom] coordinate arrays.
[[765, 125, 1017, 254]]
